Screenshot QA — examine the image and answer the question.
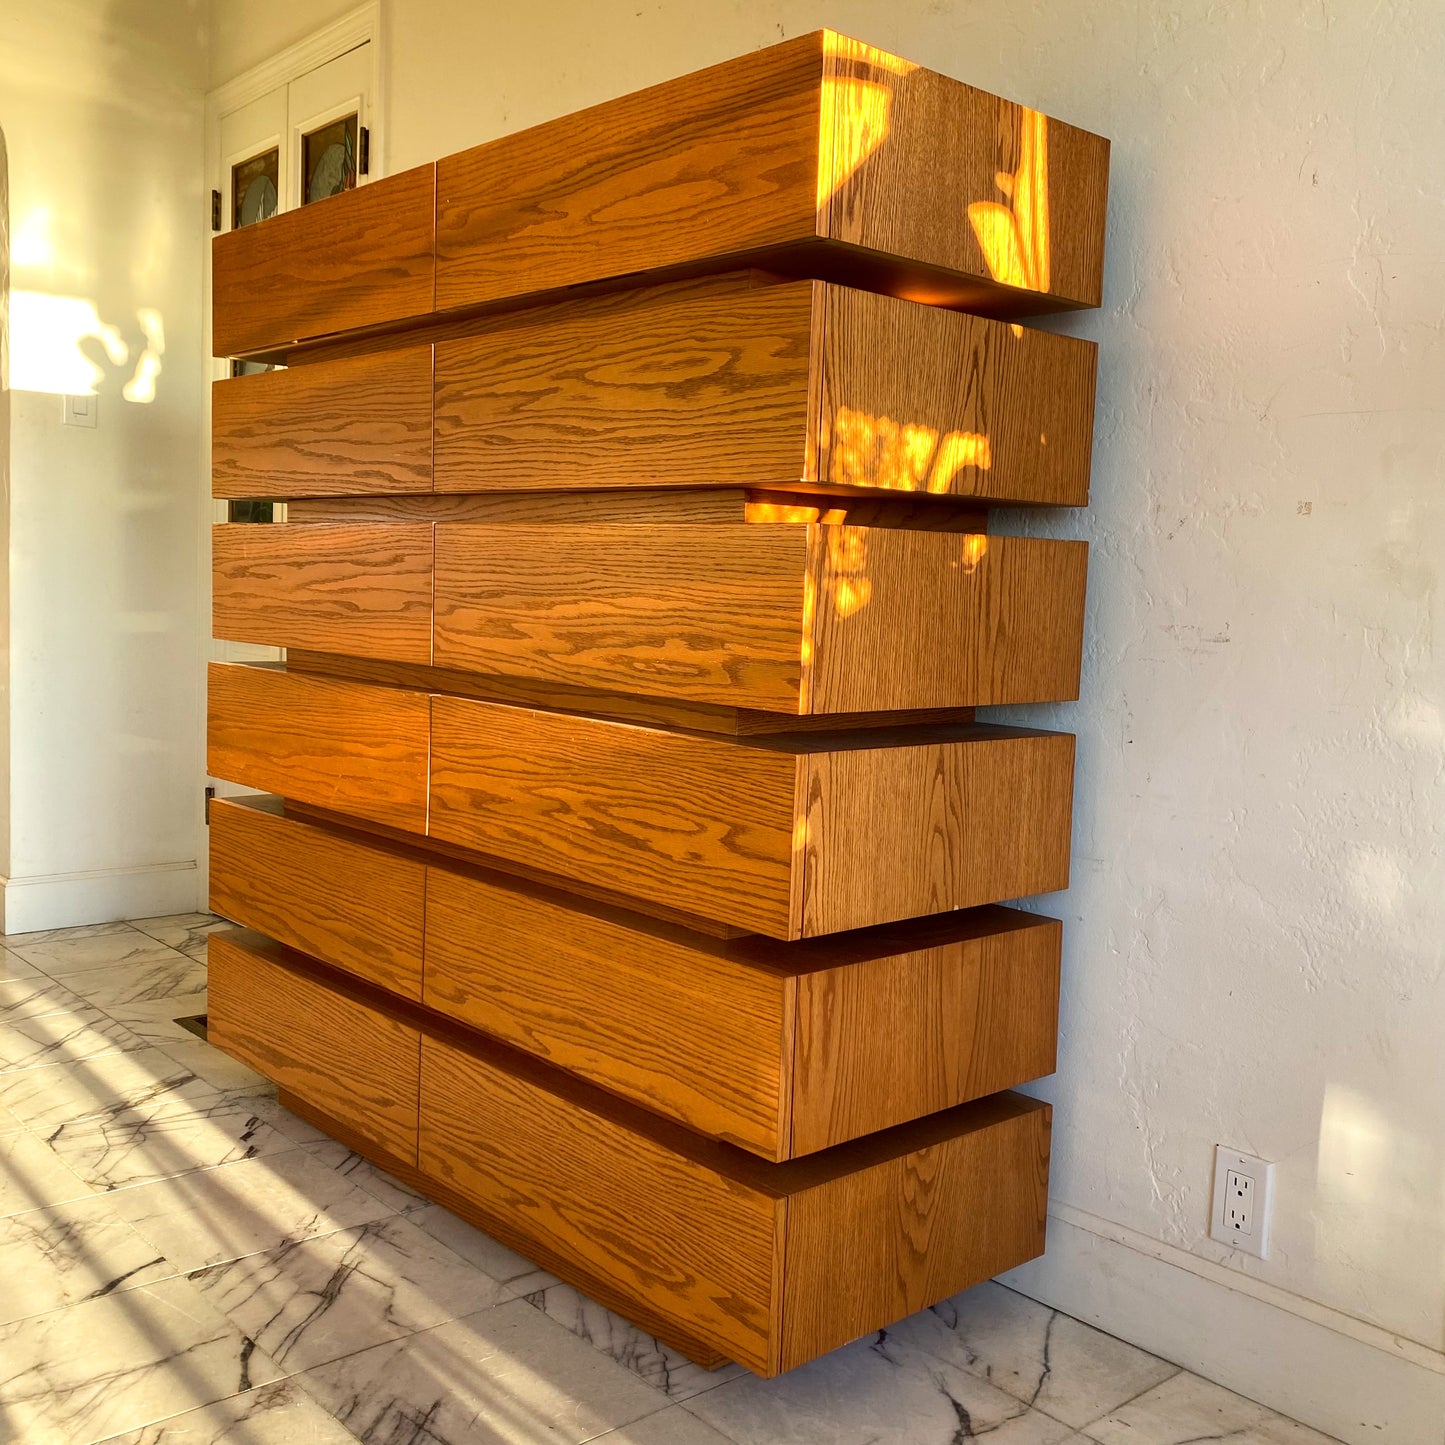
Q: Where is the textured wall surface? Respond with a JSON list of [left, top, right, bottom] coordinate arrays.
[[207, 0, 1445, 1430]]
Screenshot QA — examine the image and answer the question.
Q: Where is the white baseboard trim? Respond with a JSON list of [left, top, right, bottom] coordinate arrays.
[[1, 860, 202, 935], [1000, 1203, 1445, 1445]]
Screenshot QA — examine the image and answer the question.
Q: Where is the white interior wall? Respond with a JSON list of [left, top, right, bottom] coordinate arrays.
[[0, 0, 209, 930], [206, 4, 1445, 1440]]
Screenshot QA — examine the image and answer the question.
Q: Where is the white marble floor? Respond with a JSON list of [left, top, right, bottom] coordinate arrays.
[[0, 918, 1340, 1445]]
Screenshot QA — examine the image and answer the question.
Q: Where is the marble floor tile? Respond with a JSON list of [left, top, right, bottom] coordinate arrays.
[[0, 1045, 215, 1131], [0, 945, 47, 981], [131, 913, 237, 958], [0, 1004, 145, 1073], [104, 993, 211, 1048], [1080, 1370, 1342, 1445], [60, 954, 207, 1009], [2, 920, 138, 947], [159, 1036, 272, 1094], [405, 1200, 557, 1294], [301, 1138, 431, 1214], [188, 1212, 509, 1373], [9, 929, 189, 976], [96, 1378, 362, 1443], [0, 1192, 176, 1325], [0, 1128, 94, 1216], [240, 1093, 334, 1145], [593, 1406, 736, 1444], [891, 1281, 1180, 1426], [0, 973, 85, 1020], [106, 1146, 396, 1272], [296, 1296, 662, 1445], [686, 1328, 1077, 1445], [0, 1273, 284, 1444], [44, 1095, 296, 1192], [523, 1280, 747, 1401]]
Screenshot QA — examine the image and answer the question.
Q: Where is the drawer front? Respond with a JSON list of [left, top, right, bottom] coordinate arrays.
[[435, 38, 821, 314], [210, 798, 425, 1001], [207, 663, 430, 834], [419, 1034, 780, 1373], [432, 523, 808, 709], [433, 281, 813, 494], [212, 524, 433, 664], [213, 164, 436, 356], [213, 348, 433, 498], [427, 696, 798, 936], [432, 523, 1086, 712], [208, 933, 421, 1160], [424, 867, 788, 1155]]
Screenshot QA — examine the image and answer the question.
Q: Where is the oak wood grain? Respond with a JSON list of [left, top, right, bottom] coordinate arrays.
[[206, 663, 430, 834], [212, 523, 433, 665], [208, 931, 421, 1160], [211, 348, 433, 498], [287, 489, 753, 526], [430, 522, 1086, 712], [213, 165, 436, 357], [209, 796, 425, 1001]]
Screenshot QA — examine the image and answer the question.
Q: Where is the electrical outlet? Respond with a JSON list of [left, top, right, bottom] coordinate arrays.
[[1210, 1145, 1273, 1259]]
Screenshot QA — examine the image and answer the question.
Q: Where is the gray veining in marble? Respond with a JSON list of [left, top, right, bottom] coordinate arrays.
[[60, 954, 207, 1010], [300, 1139, 430, 1214], [296, 1296, 662, 1445], [158, 1036, 272, 1093], [0, 1273, 284, 1444], [0, 1128, 94, 1216], [106, 1146, 397, 1272], [131, 913, 239, 961], [593, 1405, 737, 1444], [9, 930, 190, 976], [0, 945, 48, 981], [524, 1279, 746, 1401], [3, 920, 136, 948], [0, 1192, 175, 1325], [0, 1004, 145, 1073], [188, 1213, 508, 1373], [94, 1378, 362, 1444], [0, 973, 84, 1020], [405, 1200, 558, 1296], [43, 1094, 296, 1193], [0, 1045, 217, 1129]]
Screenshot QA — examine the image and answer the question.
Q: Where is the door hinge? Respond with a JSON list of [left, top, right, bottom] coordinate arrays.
[[359, 126, 370, 177], [210, 189, 222, 231], [204, 785, 216, 823]]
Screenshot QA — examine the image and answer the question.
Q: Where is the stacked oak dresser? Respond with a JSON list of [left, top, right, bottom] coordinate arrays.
[[205, 31, 1108, 1378]]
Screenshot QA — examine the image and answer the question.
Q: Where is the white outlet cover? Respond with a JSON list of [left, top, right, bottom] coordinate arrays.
[[1210, 1145, 1273, 1259]]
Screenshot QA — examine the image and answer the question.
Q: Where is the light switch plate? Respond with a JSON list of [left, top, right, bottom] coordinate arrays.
[[62, 394, 97, 428]]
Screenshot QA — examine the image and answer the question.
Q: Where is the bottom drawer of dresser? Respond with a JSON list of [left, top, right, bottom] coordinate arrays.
[[208, 932, 421, 1161]]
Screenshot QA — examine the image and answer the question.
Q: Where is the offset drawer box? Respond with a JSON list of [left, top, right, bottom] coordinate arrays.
[[212, 523, 434, 665], [208, 931, 421, 1160], [420, 1030, 1050, 1375], [213, 164, 437, 358], [437, 30, 1107, 321], [433, 522, 1087, 712], [433, 278, 1096, 506], [429, 696, 1075, 938], [427, 865, 1059, 1158], [207, 663, 430, 834], [209, 796, 425, 1001], [213, 348, 433, 499]]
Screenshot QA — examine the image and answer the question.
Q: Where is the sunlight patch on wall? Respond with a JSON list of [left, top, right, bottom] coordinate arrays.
[[10, 291, 126, 394]]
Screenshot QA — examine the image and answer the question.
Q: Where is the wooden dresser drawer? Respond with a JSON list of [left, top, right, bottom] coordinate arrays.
[[427, 697, 1074, 938], [207, 663, 430, 833], [209, 796, 425, 1001], [427, 864, 1059, 1158], [212, 164, 436, 357], [436, 31, 1107, 320], [213, 348, 433, 499], [212, 524, 433, 664], [433, 522, 1086, 712], [208, 931, 421, 1160], [419, 1030, 1049, 1375], [432, 278, 1095, 506]]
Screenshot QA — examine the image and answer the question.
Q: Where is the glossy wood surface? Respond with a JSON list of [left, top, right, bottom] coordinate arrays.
[[428, 697, 1074, 938], [208, 931, 421, 1160], [209, 796, 425, 1001], [213, 165, 436, 357], [206, 663, 430, 834], [212, 348, 433, 498], [212, 523, 433, 664], [431, 522, 1086, 712]]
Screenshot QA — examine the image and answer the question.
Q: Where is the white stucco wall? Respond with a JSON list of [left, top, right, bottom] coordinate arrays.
[[208, 3, 1445, 1437], [0, 0, 209, 928]]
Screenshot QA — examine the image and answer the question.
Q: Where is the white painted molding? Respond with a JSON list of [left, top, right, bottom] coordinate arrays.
[[1, 861, 201, 935], [1002, 1204, 1445, 1445], [205, 3, 381, 123]]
